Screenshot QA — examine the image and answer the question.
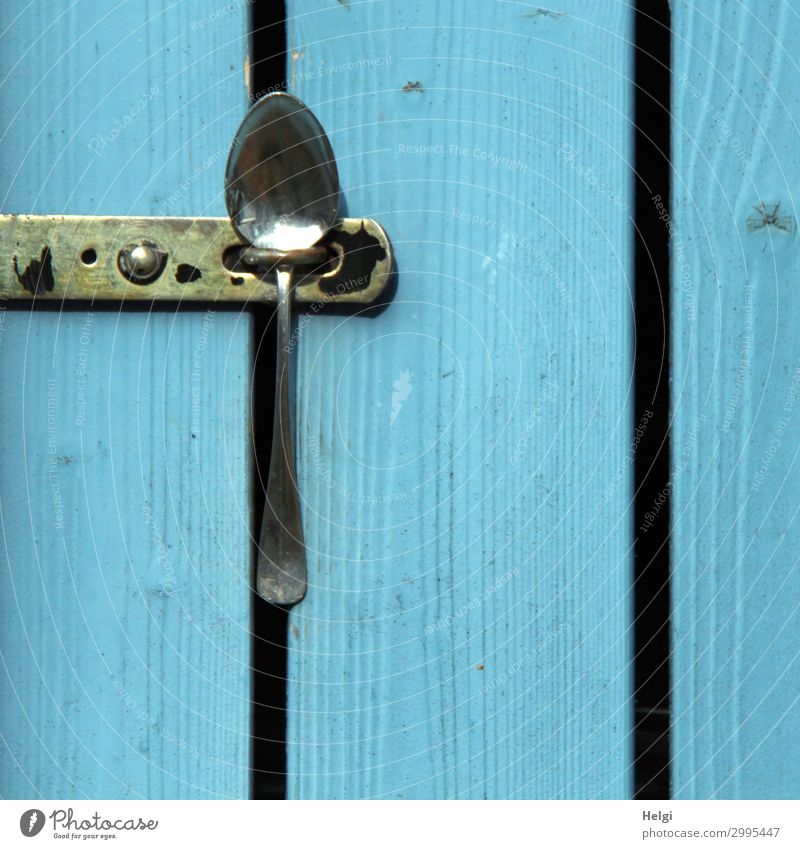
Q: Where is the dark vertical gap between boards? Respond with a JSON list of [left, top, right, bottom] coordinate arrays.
[[249, 0, 288, 801], [633, 1, 672, 799]]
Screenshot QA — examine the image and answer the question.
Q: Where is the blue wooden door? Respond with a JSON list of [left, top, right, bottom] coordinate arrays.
[[6, 0, 800, 803], [0, 2, 252, 798], [670, 0, 800, 799], [1, 0, 640, 800], [285, 0, 635, 798]]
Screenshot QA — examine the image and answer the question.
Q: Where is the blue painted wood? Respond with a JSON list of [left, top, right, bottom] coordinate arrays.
[[0, 3, 252, 797], [672, 0, 800, 799], [286, 0, 635, 798]]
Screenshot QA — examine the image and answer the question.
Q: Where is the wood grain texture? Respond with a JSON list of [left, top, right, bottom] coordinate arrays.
[[672, 0, 800, 799], [286, 0, 635, 798], [0, 2, 252, 798]]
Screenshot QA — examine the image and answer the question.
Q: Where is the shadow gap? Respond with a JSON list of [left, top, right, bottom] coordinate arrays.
[[249, 0, 289, 802], [633, 0, 672, 800]]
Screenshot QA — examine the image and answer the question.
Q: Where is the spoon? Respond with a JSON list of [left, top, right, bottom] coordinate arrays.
[[225, 92, 340, 605]]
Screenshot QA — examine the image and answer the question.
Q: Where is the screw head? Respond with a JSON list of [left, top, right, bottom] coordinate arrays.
[[118, 241, 166, 282]]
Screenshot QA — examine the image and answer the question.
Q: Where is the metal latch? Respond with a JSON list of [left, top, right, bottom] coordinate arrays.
[[0, 92, 394, 607]]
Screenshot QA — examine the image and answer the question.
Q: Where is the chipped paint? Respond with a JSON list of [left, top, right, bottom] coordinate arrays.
[[243, 52, 252, 99], [291, 49, 304, 92], [481, 230, 513, 293], [524, 8, 568, 20], [402, 80, 424, 92]]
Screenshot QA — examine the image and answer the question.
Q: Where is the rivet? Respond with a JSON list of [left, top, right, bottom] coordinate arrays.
[[118, 241, 166, 283]]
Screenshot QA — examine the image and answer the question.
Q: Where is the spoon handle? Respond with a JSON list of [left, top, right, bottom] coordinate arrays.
[[257, 265, 307, 604]]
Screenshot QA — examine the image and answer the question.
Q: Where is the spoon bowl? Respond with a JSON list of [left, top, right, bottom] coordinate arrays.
[[224, 92, 340, 250]]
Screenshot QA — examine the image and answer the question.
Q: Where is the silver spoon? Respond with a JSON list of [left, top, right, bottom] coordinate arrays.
[[225, 92, 340, 605]]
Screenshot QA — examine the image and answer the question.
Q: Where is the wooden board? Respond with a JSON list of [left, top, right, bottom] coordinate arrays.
[[286, 0, 635, 798], [0, 2, 252, 798], [671, 0, 800, 798]]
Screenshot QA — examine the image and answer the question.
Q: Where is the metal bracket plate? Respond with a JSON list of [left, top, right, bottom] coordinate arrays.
[[0, 214, 393, 306]]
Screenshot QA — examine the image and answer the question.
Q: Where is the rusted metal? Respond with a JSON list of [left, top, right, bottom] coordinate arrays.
[[0, 214, 392, 306]]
